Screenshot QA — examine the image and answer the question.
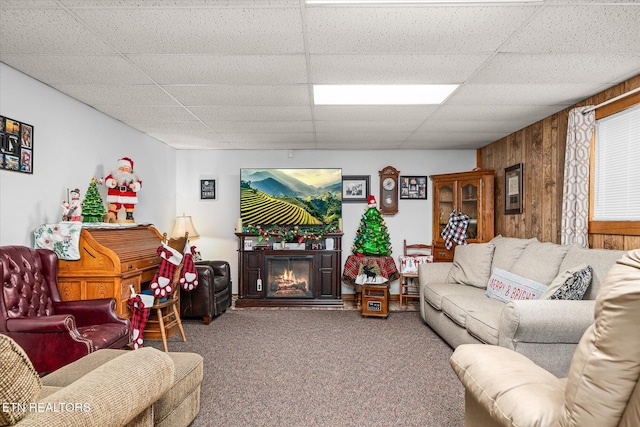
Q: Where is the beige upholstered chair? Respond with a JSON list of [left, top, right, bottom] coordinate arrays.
[[449, 249, 640, 427]]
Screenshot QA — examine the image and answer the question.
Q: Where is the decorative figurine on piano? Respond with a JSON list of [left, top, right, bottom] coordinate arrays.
[[104, 157, 142, 223], [61, 188, 82, 222]]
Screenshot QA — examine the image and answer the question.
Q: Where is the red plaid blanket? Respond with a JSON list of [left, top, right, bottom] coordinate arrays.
[[342, 255, 399, 286]]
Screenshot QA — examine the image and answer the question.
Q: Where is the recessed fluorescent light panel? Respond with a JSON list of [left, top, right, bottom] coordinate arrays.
[[313, 84, 458, 105], [307, 1, 541, 4]]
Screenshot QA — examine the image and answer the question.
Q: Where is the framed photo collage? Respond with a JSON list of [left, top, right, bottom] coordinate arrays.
[[0, 116, 33, 174]]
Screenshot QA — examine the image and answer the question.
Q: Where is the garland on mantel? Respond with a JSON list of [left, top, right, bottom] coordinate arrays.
[[244, 224, 341, 243]]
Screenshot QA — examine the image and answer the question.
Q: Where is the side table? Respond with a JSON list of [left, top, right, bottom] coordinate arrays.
[[361, 283, 390, 318]]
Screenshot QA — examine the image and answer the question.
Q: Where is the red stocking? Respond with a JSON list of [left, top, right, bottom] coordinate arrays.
[[149, 244, 183, 298], [180, 245, 199, 291], [127, 295, 150, 349]]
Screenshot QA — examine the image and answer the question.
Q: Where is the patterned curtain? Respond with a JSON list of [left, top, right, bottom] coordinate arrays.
[[561, 107, 595, 247]]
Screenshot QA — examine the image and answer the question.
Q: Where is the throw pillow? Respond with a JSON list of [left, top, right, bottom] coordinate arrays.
[[509, 240, 570, 285], [541, 265, 593, 300], [398, 255, 433, 274], [490, 235, 537, 272], [446, 242, 495, 289], [485, 268, 548, 303], [0, 335, 42, 426]]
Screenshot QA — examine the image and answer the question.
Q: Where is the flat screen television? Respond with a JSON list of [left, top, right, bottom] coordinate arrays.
[[240, 168, 342, 226]]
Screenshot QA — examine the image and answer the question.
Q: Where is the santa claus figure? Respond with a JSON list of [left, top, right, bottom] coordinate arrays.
[[104, 157, 142, 223]]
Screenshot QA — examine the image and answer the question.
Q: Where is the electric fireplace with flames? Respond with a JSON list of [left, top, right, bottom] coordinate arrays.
[[266, 256, 313, 298], [235, 233, 343, 308]]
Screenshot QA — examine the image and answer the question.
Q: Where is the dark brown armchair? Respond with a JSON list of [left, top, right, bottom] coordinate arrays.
[[180, 260, 232, 324], [0, 245, 130, 373]]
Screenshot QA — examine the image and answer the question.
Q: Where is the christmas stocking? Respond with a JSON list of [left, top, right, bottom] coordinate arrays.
[[180, 244, 199, 291], [150, 244, 183, 298], [127, 295, 150, 349]]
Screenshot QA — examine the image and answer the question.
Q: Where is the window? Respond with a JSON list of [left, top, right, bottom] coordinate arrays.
[[589, 92, 640, 235]]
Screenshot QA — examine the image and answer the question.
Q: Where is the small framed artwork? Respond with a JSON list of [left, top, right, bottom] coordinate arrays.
[[400, 176, 427, 199], [0, 116, 33, 174], [342, 175, 370, 203], [200, 179, 216, 200], [505, 163, 523, 214]]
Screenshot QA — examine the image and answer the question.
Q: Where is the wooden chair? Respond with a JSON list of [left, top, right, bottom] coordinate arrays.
[[398, 240, 433, 309], [145, 233, 188, 352]]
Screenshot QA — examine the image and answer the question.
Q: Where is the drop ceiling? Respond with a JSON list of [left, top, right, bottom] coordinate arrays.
[[1, 0, 639, 150]]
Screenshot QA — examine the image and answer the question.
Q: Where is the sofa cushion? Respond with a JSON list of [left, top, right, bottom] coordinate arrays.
[[466, 304, 505, 345], [509, 241, 570, 285], [485, 268, 547, 302], [446, 242, 495, 288], [558, 246, 626, 300], [541, 265, 593, 300], [441, 294, 503, 328], [423, 282, 485, 311], [0, 335, 42, 426], [561, 249, 640, 425], [490, 235, 536, 272]]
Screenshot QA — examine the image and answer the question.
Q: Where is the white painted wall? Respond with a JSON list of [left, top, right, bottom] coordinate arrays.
[[176, 149, 477, 295], [0, 64, 177, 245], [0, 63, 477, 296]]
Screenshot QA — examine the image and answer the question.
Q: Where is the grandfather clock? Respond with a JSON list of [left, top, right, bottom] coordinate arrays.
[[379, 165, 400, 215]]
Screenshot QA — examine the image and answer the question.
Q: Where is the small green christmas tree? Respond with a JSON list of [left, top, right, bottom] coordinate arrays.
[[351, 196, 392, 256], [82, 177, 106, 223]]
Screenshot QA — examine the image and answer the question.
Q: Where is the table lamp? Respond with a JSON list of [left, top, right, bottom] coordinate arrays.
[[171, 214, 200, 239]]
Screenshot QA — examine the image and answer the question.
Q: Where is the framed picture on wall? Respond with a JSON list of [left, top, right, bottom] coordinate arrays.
[[342, 175, 370, 203], [200, 179, 216, 200], [0, 116, 33, 174], [400, 176, 427, 199], [505, 163, 523, 214]]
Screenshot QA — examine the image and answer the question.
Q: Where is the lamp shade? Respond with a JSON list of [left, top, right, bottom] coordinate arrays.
[[171, 215, 199, 239]]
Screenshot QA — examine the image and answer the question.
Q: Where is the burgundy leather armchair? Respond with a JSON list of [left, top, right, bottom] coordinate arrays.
[[0, 245, 130, 373], [180, 260, 232, 324]]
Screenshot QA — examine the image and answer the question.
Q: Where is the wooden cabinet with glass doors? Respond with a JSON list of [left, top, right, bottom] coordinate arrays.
[[430, 170, 495, 262]]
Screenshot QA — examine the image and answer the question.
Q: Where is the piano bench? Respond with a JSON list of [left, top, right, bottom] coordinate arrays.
[[180, 260, 232, 324]]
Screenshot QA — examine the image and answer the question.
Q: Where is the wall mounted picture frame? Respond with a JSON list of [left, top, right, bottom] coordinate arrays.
[[505, 163, 523, 214], [0, 115, 33, 174], [342, 175, 370, 203], [200, 178, 216, 200], [400, 176, 427, 199]]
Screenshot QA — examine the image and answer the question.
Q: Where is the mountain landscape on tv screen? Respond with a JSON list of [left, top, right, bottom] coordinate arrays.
[[240, 168, 342, 226]]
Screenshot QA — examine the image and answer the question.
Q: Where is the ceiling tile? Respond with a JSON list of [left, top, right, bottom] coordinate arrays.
[[471, 53, 640, 85], [129, 54, 308, 85], [309, 54, 490, 84], [190, 106, 312, 122], [164, 84, 310, 106], [447, 83, 606, 106], [0, 8, 114, 55], [96, 105, 197, 122], [72, 6, 304, 54], [313, 105, 437, 122], [53, 84, 177, 106], [219, 133, 315, 143], [305, 5, 537, 54], [501, 4, 640, 54], [206, 121, 313, 133], [315, 131, 411, 144], [0, 54, 150, 85], [314, 120, 421, 133], [427, 104, 570, 125]]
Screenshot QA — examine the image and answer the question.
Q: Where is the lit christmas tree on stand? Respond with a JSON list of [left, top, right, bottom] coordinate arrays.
[[351, 195, 392, 256], [82, 177, 107, 223]]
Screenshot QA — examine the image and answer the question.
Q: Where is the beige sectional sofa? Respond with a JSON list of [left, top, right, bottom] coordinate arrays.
[[0, 334, 203, 427], [419, 235, 625, 377]]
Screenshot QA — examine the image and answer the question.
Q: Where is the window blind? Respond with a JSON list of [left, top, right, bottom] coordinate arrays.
[[593, 103, 640, 221]]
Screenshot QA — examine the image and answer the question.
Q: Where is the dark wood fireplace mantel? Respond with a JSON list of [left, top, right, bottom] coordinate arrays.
[[235, 233, 343, 308]]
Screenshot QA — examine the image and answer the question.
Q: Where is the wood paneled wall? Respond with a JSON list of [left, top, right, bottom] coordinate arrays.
[[478, 74, 640, 250]]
